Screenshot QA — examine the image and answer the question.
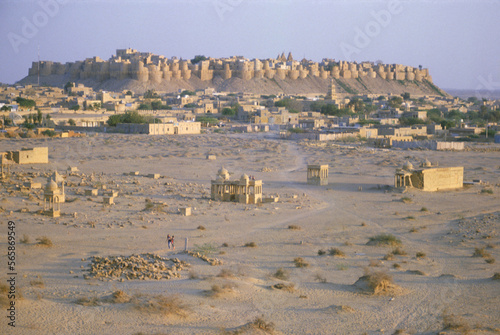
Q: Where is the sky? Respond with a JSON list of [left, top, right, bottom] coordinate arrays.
[[0, 0, 499, 90]]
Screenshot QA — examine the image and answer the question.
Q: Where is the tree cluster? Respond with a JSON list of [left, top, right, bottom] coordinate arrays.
[[107, 111, 160, 126]]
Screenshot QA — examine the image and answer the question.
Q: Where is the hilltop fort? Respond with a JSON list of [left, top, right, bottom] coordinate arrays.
[[19, 49, 446, 96]]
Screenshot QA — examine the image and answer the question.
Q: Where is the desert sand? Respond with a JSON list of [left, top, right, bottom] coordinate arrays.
[[1, 132, 499, 335]]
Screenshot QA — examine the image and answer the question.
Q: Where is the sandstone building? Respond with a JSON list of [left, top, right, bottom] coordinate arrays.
[[395, 161, 463, 192], [211, 167, 263, 204]]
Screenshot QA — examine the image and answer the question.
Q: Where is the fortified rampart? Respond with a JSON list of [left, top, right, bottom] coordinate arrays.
[[28, 49, 433, 84]]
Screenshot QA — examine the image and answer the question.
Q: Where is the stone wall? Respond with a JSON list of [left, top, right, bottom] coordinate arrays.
[[28, 50, 433, 84]]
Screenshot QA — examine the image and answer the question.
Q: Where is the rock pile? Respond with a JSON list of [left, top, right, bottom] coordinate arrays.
[[186, 251, 223, 266], [85, 253, 189, 281]]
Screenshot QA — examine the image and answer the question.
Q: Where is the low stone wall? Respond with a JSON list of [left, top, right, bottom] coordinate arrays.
[[392, 140, 464, 150]]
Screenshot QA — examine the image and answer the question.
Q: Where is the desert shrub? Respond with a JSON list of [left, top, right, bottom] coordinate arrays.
[[480, 188, 493, 194], [369, 260, 381, 267], [30, 278, 44, 288], [485, 258, 495, 264], [416, 252, 426, 259], [328, 248, 345, 257], [221, 242, 229, 247], [442, 313, 471, 332], [367, 234, 401, 246], [293, 257, 309, 268], [409, 227, 419, 233], [75, 296, 100, 306], [110, 290, 131, 303], [197, 225, 206, 230], [401, 197, 413, 203], [132, 294, 188, 317], [217, 269, 234, 278], [383, 253, 394, 261], [336, 263, 349, 271], [492, 273, 500, 280], [207, 283, 234, 298], [244, 242, 257, 248], [393, 263, 401, 269], [20, 234, 30, 244], [420, 207, 428, 212], [472, 247, 491, 258], [36, 236, 52, 247], [250, 316, 275, 332], [405, 216, 415, 220], [188, 270, 199, 280], [357, 270, 396, 294], [273, 268, 289, 280], [392, 247, 407, 256], [317, 249, 326, 256], [314, 273, 327, 283], [288, 225, 301, 230], [272, 283, 295, 292]]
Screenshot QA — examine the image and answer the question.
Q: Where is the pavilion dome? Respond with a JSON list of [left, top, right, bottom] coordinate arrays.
[[403, 161, 414, 171], [45, 179, 59, 191]]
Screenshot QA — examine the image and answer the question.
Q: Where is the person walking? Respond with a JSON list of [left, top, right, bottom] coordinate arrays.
[[167, 234, 172, 249], [171, 235, 175, 250]]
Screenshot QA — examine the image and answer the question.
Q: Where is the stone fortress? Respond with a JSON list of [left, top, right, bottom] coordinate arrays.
[[28, 49, 433, 85]]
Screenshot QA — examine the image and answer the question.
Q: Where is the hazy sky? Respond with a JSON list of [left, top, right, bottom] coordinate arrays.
[[1, 0, 499, 90]]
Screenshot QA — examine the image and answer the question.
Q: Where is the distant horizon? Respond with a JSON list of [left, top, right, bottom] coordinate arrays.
[[1, 0, 498, 91]]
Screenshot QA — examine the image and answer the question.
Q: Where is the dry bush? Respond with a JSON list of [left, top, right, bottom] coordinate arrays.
[[288, 225, 301, 230], [293, 257, 309, 268], [472, 247, 491, 258], [369, 260, 381, 267], [328, 248, 345, 257], [250, 316, 275, 332], [20, 234, 30, 244], [222, 242, 229, 247], [383, 253, 394, 261], [420, 207, 429, 212], [207, 283, 234, 298], [30, 277, 44, 288], [409, 227, 419, 233], [217, 269, 235, 278], [188, 270, 199, 280], [416, 252, 426, 259], [197, 225, 206, 230], [75, 296, 100, 306], [244, 242, 257, 248], [354, 270, 400, 295], [442, 313, 471, 333], [272, 283, 295, 292], [485, 258, 495, 264], [317, 249, 326, 256], [273, 268, 289, 280], [492, 273, 500, 280], [109, 290, 131, 303], [132, 294, 189, 317], [367, 234, 401, 247], [407, 269, 427, 276], [401, 197, 413, 203], [314, 273, 327, 283], [36, 236, 53, 247], [392, 247, 407, 256], [393, 263, 401, 269]]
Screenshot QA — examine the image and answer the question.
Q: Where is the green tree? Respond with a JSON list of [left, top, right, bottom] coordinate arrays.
[[64, 82, 74, 92], [126, 90, 133, 96], [68, 119, 76, 126], [144, 89, 159, 99], [1, 105, 11, 111], [15, 97, 36, 109], [274, 98, 302, 113], [180, 90, 196, 96], [388, 96, 403, 108], [191, 55, 208, 64], [401, 92, 411, 100], [36, 109, 43, 124], [69, 105, 80, 111]]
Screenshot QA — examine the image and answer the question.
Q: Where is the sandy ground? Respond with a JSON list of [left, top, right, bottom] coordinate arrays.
[[0, 132, 499, 335]]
